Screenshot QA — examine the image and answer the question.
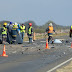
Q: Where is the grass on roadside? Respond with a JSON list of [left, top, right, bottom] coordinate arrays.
[[23, 33, 68, 41], [56, 61, 72, 72]]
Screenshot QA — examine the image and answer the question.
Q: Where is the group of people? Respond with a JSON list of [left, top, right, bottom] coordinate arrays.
[[1, 21, 72, 45], [1, 21, 58, 44], [1, 22, 33, 44]]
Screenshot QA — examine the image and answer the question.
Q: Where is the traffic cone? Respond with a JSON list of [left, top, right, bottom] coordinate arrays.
[[0, 45, 8, 57], [45, 39, 50, 49], [70, 42, 72, 48], [33, 32, 36, 41]]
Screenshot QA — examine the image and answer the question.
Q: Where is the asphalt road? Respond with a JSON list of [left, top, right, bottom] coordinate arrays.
[[0, 35, 72, 72]]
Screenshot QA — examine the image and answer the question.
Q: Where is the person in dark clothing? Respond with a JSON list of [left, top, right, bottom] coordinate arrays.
[[11, 24, 19, 44], [70, 26, 72, 38], [7, 22, 13, 44], [27, 23, 33, 43], [46, 23, 55, 43]]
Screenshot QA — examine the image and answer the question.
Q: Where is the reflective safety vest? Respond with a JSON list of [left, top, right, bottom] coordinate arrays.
[[28, 26, 32, 34], [70, 26, 72, 32], [20, 26, 25, 33], [11, 27, 18, 37], [71, 26, 72, 30], [48, 26, 53, 33], [2, 27, 7, 35], [12, 28, 16, 30], [12, 27, 17, 30]]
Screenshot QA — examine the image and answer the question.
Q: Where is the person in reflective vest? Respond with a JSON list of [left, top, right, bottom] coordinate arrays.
[[11, 24, 19, 44], [27, 23, 33, 43], [20, 24, 26, 41], [70, 26, 72, 37], [1, 23, 7, 44], [46, 23, 55, 43]]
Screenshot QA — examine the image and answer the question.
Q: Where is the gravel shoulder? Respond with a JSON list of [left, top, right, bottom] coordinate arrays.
[[0, 35, 72, 72], [56, 61, 72, 72]]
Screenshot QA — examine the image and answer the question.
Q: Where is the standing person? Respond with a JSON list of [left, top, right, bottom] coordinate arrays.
[[7, 22, 13, 44], [46, 23, 55, 43], [20, 24, 26, 41], [11, 24, 19, 44], [1, 23, 7, 44], [27, 23, 33, 44], [8, 22, 13, 32], [69, 25, 72, 38], [18, 24, 20, 34]]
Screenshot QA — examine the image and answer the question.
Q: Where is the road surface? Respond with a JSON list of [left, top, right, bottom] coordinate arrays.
[[0, 35, 72, 72]]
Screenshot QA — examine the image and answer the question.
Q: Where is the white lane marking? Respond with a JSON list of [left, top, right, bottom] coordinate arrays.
[[46, 57, 72, 72]]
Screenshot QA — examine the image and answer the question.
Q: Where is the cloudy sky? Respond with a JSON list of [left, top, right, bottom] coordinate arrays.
[[0, 0, 72, 26]]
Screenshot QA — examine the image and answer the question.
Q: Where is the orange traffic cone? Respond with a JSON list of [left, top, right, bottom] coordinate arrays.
[[70, 42, 72, 48], [33, 32, 36, 41], [45, 39, 50, 49], [0, 45, 8, 57]]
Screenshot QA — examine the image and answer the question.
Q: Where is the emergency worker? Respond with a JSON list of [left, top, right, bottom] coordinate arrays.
[[8, 22, 13, 32], [11, 24, 19, 44], [7, 22, 13, 44], [46, 23, 55, 43], [27, 23, 33, 44], [20, 24, 26, 41], [1, 23, 7, 44], [70, 25, 72, 37], [18, 24, 20, 34]]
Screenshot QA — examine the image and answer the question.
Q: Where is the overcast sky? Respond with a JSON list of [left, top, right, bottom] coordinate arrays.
[[0, 0, 72, 26]]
